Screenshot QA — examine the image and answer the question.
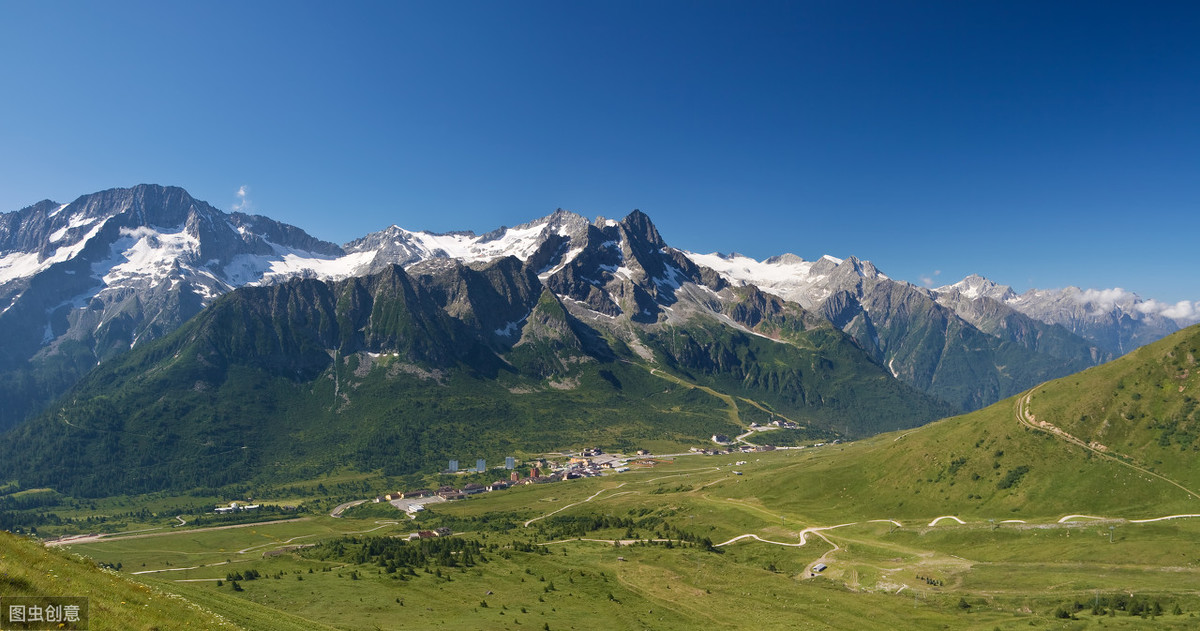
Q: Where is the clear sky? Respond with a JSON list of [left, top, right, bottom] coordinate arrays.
[[1, 2, 1197, 303]]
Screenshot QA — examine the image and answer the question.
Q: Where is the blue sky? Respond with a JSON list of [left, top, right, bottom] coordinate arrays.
[[2, 2, 1197, 303]]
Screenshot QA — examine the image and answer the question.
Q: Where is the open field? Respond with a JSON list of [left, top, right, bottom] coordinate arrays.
[[44, 430, 1200, 630], [19, 325, 1200, 630]]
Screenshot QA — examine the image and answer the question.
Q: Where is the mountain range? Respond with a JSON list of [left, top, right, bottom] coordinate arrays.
[[1, 184, 1196, 495]]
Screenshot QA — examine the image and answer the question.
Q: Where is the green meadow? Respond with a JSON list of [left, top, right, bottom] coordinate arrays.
[[7, 325, 1200, 629], [44, 438, 1200, 630]]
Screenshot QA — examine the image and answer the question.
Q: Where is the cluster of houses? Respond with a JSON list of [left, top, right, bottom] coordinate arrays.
[[375, 449, 644, 507], [695, 444, 778, 455], [407, 527, 453, 540], [756, 419, 800, 430]]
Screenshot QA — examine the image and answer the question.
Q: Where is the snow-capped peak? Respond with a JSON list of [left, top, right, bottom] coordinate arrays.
[[936, 274, 1016, 302], [683, 250, 879, 307]]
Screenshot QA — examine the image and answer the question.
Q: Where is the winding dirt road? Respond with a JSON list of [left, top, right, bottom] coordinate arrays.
[[1014, 389, 1200, 501]]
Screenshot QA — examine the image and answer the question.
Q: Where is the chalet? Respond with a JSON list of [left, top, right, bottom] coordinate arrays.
[[403, 489, 433, 499], [434, 527, 452, 537], [462, 483, 486, 495], [437, 489, 465, 500], [488, 480, 509, 491], [417, 530, 437, 539]]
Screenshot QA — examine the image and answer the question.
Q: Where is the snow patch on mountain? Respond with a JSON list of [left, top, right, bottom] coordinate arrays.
[[391, 215, 570, 264], [684, 251, 844, 307], [0, 251, 42, 284], [101, 226, 200, 288], [0, 220, 107, 285], [936, 274, 1016, 302], [653, 261, 685, 291]]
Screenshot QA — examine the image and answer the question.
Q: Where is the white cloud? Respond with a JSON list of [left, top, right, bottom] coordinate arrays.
[[1076, 287, 1136, 311], [232, 185, 252, 213], [1074, 288, 1200, 323], [1136, 298, 1199, 322], [919, 269, 941, 288]]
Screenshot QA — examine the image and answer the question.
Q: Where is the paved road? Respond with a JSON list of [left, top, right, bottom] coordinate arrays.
[[330, 499, 368, 518]]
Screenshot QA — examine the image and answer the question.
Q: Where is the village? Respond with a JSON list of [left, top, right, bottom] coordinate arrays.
[[211, 435, 830, 521], [363, 438, 812, 519]]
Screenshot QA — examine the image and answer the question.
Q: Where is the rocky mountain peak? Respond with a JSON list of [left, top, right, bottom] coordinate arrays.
[[618, 209, 665, 250], [939, 274, 1016, 302], [764, 253, 806, 265]]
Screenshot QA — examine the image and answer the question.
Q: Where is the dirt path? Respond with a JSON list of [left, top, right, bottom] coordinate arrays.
[[647, 367, 742, 425], [1015, 389, 1200, 501], [45, 517, 310, 547], [523, 483, 627, 527], [715, 522, 857, 549]]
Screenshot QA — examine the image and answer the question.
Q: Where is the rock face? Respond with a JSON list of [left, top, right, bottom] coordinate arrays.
[[934, 274, 1197, 356], [0, 185, 344, 428], [1, 183, 1191, 434], [686, 252, 1110, 411], [0, 207, 953, 496]]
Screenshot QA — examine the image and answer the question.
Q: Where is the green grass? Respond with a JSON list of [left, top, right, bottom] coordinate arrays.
[[41, 448, 1200, 629], [17, 324, 1200, 629], [0, 531, 239, 630]]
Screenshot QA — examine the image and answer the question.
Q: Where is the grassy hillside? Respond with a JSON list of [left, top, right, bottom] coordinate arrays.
[[53, 451, 1200, 631], [1026, 322, 1200, 490], [0, 531, 239, 630], [717, 326, 1200, 524], [12, 320, 1199, 630]]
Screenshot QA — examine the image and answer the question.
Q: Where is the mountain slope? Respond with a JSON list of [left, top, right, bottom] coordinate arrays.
[[725, 322, 1200, 522], [4, 184, 1191, 433], [687, 251, 1108, 410], [0, 531, 241, 630], [0, 185, 344, 429], [0, 218, 952, 497], [939, 273, 1197, 355]]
